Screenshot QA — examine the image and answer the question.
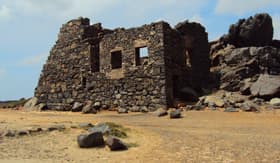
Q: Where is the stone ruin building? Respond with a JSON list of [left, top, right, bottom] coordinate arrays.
[[35, 17, 210, 112]]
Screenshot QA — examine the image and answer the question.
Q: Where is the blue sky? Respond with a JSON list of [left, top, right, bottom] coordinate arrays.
[[0, 0, 280, 100]]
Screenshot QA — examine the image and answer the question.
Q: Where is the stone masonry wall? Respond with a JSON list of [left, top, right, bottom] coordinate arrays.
[[175, 21, 210, 90], [35, 17, 210, 111], [85, 22, 168, 111], [163, 21, 210, 104], [35, 18, 168, 111]]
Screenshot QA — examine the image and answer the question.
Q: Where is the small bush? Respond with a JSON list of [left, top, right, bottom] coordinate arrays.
[[104, 122, 129, 138]]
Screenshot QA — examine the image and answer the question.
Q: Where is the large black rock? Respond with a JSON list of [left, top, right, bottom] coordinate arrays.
[[223, 13, 273, 47], [77, 132, 104, 148], [106, 136, 128, 151], [170, 110, 181, 119]]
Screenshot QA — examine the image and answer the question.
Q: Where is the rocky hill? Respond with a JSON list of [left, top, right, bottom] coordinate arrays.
[[201, 13, 280, 111]]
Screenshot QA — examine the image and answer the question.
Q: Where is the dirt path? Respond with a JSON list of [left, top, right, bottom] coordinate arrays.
[[1, 109, 280, 163]]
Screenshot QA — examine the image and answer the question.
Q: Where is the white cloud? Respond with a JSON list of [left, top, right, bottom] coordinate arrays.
[[21, 53, 48, 66], [0, 5, 11, 21], [5, 0, 120, 20], [215, 0, 280, 15], [2, 0, 208, 22], [273, 14, 280, 39]]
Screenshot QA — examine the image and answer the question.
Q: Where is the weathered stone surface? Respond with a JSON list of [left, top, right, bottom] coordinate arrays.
[[222, 13, 273, 47], [16, 130, 29, 136], [82, 101, 97, 114], [191, 105, 205, 111], [93, 102, 101, 110], [240, 79, 252, 95], [241, 102, 259, 112], [218, 47, 280, 93], [117, 108, 128, 114], [156, 108, 168, 117], [47, 124, 66, 131], [23, 97, 39, 111], [178, 87, 199, 102], [77, 132, 104, 148], [78, 123, 94, 129], [140, 106, 148, 113], [34, 17, 210, 112], [3, 130, 16, 137], [250, 74, 280, 99], [209, 13, 280, 101], [129, 106, 140, 112], [224, 107, 239, 112], [47, 103, 72, 111], [170, 109, 181, 119], [27, 127, 43, 134], [72, 102, 83, 112], [269, 98, 280, 106], [207, 102, 216, 110], [204, 95, 225, 107], [88, 123, 110, 135], [106, 136, 128, 151], [37, 103, 47, 111], [224, 92, 246, 104], [175, 21, 210, 89]]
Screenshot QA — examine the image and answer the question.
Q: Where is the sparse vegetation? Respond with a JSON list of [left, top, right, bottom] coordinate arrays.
[[0, 98, 29, 108], [104, 122, 129, 138]]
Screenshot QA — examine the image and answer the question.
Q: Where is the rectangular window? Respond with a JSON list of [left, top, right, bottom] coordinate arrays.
[[111, 50, 122, 69], [135, 47, 148, 66]]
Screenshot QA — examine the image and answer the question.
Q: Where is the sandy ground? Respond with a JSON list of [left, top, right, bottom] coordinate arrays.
[[1, 109, 280, 163]]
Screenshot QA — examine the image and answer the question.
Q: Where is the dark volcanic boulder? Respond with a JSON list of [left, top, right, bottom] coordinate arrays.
[[117, 107, 128, 114], [250, 74, 280, 99], [82, 101, 97, 114], [106, 136, 128, 151], [223, 13, 273, 47], [240, 101, 260, 112], [77, 132, 104, 148], [224, 106, 239, 112], [156, 108, 168, 117], [47, 124, 66, 131], [71, 102, 83, 112], [170, 109, 181, 119]]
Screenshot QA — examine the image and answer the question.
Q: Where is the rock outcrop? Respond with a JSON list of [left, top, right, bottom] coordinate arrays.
[[209, 12, 280, 106], [219, 46, 280, 93], [222, 13, 273, 48]]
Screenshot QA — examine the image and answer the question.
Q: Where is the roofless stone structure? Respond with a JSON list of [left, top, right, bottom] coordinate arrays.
[[35, 17, 210, 112]]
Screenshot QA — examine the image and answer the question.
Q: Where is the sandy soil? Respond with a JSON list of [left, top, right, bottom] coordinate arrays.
[[1, 109, 280, 163]]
